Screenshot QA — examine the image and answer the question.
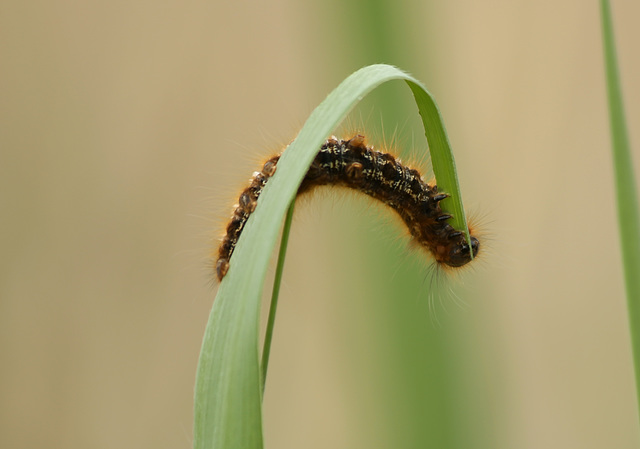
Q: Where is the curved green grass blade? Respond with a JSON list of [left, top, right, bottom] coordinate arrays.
[[601, 0, 640, 420], [193, 64, 472, 449], [407, 82, 471, 246]]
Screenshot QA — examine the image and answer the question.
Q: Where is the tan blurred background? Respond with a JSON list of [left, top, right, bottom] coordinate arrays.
[[2, 1, 639, 448]]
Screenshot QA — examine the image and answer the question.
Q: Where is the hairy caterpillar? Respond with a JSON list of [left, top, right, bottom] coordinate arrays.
[[215, 134, 479, 281]]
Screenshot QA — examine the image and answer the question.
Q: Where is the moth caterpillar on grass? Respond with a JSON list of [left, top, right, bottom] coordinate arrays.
[[215, 134, 480, 281]]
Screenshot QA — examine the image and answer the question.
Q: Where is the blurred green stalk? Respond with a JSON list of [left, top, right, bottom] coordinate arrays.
[[600, 0, 640, 420]]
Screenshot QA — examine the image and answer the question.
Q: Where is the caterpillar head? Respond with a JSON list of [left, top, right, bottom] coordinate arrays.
[[444, 234, 480, 267], [432, 231, 480, 268]]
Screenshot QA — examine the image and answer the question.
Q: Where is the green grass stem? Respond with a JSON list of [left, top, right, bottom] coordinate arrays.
[[601, 0, 640, 422]]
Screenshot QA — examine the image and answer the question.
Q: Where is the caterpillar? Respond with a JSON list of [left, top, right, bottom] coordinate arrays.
[[215, 134, 480, 281]]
